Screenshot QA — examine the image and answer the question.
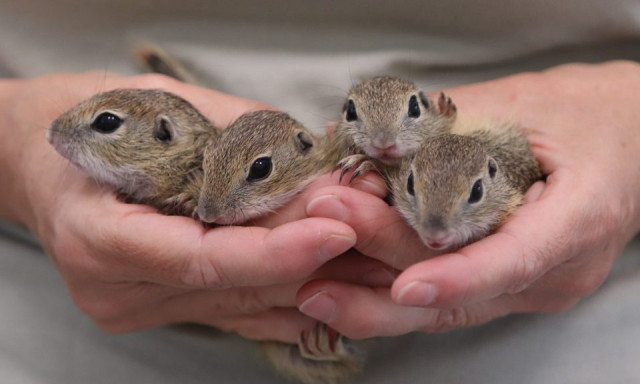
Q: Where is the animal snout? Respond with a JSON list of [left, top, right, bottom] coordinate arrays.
[[196, 201, 218, 224]]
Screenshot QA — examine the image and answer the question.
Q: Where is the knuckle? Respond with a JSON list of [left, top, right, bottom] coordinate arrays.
[[245, 100, 272, 112], [430, 308, 472, 333], [180, 250, 226, 289], [232, 325, 271, 341], [557, 265, 610, 298], [232, 288, 271, 314], [70, 291, 126, 322], [81, 70, 120, 80], [528, 293, 580, 314], [339, 315, 380, 340], [341, 326, 371, 340], [507, 71, 549, 93], [51, 239, 106, 279], [511, 71, 544, 85], [100, 226, 145, 262], [540, 299, 579, 313], [504, 241, 542, 295], [131, 73, 179, 90]]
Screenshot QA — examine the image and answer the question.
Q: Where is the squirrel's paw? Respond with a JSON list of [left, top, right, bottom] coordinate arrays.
[[261, 323, 366, 384], [437, 92, 457, 119], [160, 193, 197, 217], [336, 154, 377, 184], [298, 323, 349, 362]]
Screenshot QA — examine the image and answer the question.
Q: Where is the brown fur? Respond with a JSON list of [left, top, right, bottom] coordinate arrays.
[[197, 110, 340, 224], [390, 121, 542, 250], [47, 88, 220, 216], [334, 76, 456, 164]]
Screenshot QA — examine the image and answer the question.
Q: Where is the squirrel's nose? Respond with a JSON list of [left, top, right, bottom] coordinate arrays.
[[196, 201, 217, 224], [371, 135, 397, 151]]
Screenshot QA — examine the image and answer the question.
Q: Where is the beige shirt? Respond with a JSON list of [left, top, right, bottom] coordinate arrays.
[[1, 0, 639, 128]]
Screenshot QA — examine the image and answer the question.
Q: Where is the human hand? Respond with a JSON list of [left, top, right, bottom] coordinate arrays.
[[296, 61, 640, 338], [0, 72, 391, 342]]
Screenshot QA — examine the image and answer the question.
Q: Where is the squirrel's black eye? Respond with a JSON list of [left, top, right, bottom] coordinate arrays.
[[345, 100, 358, 122], [468, 179, 483, 204], [91, 112, 122, 133], [247, 156, 272, 182], [407, 172, 415, 196], [408, 95, 420, 118]]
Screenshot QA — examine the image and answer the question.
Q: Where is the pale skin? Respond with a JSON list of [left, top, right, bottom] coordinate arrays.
[[0, 72, 391, 343], [2, 61, 639, 344], [296, 60, 640, 338]]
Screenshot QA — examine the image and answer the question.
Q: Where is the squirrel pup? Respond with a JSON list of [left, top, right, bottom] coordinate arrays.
[[196, 110, 342, 225], [335, 76, 457, 180], [47, 88, 220, 216], [390, 121, 543, 251]]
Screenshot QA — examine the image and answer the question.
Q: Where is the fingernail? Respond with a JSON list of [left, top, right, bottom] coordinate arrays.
[[351, 175, 388, 197], [306, 194, 350, 221], [318, 234, 356, 262], [299, 291, 336, 324], [396, 281, 438, 307]]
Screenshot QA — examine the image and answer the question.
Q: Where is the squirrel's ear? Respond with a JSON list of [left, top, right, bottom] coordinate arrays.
[[154, 115, 176, 143], [294, 130, 314, 154], [418, 91, 430, 110], [488, 157, 498, 179]]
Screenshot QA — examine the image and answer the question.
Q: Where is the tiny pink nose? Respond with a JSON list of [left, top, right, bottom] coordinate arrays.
[[372, 141, 396, 151]]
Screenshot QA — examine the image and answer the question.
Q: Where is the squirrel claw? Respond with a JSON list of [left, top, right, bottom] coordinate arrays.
[[161, 193, 197, 216], [348, 159, 378, 184], [298, 323, 348, 362], [437, 92, 457, 119], [337, 154, 369, 183]]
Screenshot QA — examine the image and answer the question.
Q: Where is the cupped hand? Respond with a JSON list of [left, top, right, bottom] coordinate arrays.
[[0, 72, 390, 342], [296, 61, 640, 339]]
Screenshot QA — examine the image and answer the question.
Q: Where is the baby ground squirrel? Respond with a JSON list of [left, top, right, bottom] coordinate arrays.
[[335, 76, 457, 181], [389, 119, 543, 250], [47, 88, 219, 216], [196, 110, 340, 225]]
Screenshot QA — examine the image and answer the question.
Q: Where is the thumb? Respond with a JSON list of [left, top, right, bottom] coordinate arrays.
[[391, 171, 578, 308]]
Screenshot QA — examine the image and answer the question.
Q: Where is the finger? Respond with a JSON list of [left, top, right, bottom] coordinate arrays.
[[93, 282, 300, 332], [305, 185, 438, 270], [101, 305, 315, 344], [217, 308, 316, 343], [523, 180, 546, 203], [312, 251, 398, 287], [347, 171, 388, 198], [390, 171, 580, 309], [253, 172, 388, 229], [71, 191, 356, 289], [296, 280, 518, 339]]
